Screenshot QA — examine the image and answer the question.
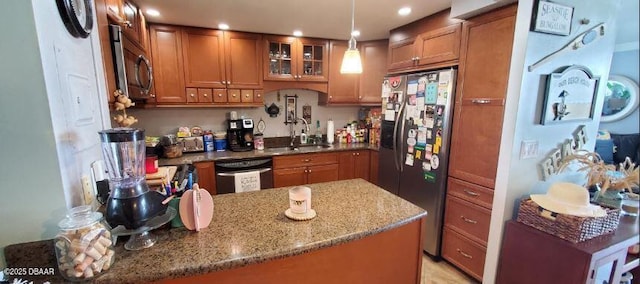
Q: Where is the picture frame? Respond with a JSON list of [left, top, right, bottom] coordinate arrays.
[[540, 65, 600, 125], [531, 0, 574, 36], [600, 75, 639, 122], [284, 94, 298, 124]]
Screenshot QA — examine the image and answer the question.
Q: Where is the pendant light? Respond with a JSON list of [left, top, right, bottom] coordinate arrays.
[[340, 0, 362, 74]]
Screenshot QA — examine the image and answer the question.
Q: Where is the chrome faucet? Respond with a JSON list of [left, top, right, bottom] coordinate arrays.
[[289, 117, 310, 148]]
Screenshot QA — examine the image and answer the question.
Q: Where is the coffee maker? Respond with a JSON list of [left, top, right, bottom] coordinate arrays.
[[227, 118, 254, 151]]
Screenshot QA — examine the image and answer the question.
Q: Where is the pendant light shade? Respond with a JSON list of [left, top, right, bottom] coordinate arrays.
[[340, 0, 362, 74]]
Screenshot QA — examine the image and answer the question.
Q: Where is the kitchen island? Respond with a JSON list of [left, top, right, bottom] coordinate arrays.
[[4, 179, 426, 283]]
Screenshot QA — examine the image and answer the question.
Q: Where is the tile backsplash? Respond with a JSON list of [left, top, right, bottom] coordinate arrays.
[[127, 89, 363, 138]]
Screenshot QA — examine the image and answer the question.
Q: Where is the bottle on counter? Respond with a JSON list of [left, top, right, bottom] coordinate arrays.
[[315, 120, 322, 144], [300, 129, 308, 144], [346, 126, 352, 144]]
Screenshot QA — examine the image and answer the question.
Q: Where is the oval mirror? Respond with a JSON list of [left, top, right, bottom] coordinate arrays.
[[600, 75, 639, 122]]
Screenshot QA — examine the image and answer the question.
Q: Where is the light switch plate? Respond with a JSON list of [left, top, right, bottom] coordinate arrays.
[[81, 175, 94, 205], [520, 140, 539, 159]]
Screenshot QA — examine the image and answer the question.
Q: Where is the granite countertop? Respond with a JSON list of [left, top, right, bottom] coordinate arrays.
[[159, 143, 379, 166], [4, 179, 426, 284]]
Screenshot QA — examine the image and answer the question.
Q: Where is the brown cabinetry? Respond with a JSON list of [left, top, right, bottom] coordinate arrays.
[[150, 25, 263, 106], [387, 9, 462, 73], [442, 5, 517, 281], [322, 40, 387, 106], [105, 0, 125, 23], [264, 36, 328, 82], [497, 218, 639, 284], [338, 150, 370, 181], [149, 24, 186, 104], [273, 153, 339, 187], [194, 162, 216, 195], [369, 150, 379, 186]]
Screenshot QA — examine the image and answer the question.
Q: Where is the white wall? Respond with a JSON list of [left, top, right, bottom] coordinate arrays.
[[129, 90, 361, 138], [0, 0, 110, 268], [484, 0, 621, 282]]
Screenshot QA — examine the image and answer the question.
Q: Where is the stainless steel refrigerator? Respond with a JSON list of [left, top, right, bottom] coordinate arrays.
[[378, 69, 456, 257]]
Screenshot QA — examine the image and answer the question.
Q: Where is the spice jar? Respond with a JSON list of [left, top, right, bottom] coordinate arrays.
[[54, 205, 115, 281]]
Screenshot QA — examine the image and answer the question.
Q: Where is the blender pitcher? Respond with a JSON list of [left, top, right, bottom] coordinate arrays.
[[99, 128, 167, 230]]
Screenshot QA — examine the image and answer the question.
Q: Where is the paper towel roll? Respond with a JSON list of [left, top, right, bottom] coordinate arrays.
[[326, 119, 334, 144]]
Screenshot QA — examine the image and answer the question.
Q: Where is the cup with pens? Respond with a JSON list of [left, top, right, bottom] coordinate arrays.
[[160, 173, 193, 228]]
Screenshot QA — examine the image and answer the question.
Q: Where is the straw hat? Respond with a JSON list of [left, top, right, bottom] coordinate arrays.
[[530, 182, 607, 217]]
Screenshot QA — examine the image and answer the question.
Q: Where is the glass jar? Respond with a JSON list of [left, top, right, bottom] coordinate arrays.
[[54, 205, 115, 281]]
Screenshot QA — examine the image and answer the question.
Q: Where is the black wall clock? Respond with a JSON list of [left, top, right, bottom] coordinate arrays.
[[56, 0, 94, 38]]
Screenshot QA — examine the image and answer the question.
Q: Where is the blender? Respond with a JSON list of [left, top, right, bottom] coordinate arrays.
[[99, 128, 174, 250]]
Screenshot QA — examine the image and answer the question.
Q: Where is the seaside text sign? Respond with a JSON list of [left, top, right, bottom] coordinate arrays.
[[539, 125, 588, 180], [532, 0, 574, 36]]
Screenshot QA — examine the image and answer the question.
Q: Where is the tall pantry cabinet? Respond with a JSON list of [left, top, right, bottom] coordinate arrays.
[[442, 4, 517, 281]]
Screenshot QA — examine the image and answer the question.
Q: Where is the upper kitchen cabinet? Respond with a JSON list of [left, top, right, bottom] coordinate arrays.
[[448, 4, 516, 189], [105, 0, 125, 23], [181, 28, 226, 89], [264, 36, 328, 82], [326, 40, 358, 104], [358, 40, 388, 105], [224, 31, 263, 89], [387, 9, 462, 73], [182, 28, 262, 90], [149, 25, 186, 104], [321, 39, 387, 106]]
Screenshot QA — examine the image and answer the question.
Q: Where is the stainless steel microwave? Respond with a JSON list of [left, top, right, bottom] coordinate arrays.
[[109, 24, 153, 99]]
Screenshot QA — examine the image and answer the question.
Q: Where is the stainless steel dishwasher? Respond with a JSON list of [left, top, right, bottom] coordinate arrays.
[[214, 158, 274, 194]]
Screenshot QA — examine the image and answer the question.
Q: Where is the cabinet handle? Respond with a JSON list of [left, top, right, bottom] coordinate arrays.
[[232, 94, 237, 97], [149, 94, 156, 98], [228, 81, 231, 85], [456, 249, 473, 259], [218, 93, 223, 97], [463, 189, 479, 197], [472, 99, 490, 104], [460, 216, 478, 224], [303, 159, 311, 162], [352, 153, 356, 156], [190, 93, 195, 97], [222, 80, 226, 84], [304, 169, 308, 173], [356, 152, 360, 156], [257, 94, 261, 97], [245, 94, 250, 98], [307, 169, 311, 173], [122, 20, 132, 28], [359, 96, 362, 99], [203, 94, 208, 97]]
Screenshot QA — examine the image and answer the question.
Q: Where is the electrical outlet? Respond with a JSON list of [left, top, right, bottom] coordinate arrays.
[[81, 175, 94, 205], [520, 140, 539, 159]]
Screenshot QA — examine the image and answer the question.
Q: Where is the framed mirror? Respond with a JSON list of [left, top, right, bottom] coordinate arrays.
[[284, 94, 298, 124], [600, 75, 639, 122]]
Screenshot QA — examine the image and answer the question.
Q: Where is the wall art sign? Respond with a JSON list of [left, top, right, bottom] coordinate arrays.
[[539, 125, 588, 180], [531, 0, 574, 36], [540, 65, 599, 125]]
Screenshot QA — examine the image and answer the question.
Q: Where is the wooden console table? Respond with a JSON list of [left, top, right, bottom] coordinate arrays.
[[497, 216, 639, 284]]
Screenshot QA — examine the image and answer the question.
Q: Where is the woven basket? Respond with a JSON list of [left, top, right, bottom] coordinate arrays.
[[516, 199, 620, 243]]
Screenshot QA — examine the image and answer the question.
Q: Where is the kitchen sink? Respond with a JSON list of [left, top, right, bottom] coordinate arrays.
[[265, 143, 332, 153]]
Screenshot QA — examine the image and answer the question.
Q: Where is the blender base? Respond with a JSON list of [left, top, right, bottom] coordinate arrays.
[[111, 206, 177, 250]]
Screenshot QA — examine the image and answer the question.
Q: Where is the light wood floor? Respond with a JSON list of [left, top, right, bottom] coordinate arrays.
[[421, 254, 479, 284]]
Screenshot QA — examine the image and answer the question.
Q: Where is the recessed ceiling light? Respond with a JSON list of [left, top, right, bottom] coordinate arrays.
[[218, 23, 230, 30], [398, 7, 412, 16], [146, 9, 160, 17], [351, 30, 360, 37], [293, 30, 303, 37]]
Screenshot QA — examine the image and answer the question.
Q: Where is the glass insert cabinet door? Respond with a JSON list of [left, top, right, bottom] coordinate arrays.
[[264, 36, 328, 82]]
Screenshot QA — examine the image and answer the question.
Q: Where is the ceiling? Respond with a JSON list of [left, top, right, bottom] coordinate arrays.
[[134, 0, 638, 45], [133, 0, 452, 41]]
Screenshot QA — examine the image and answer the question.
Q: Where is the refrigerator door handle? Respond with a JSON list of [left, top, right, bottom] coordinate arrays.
[[398, 101, 407, 172], [392, 108, 400, 171]]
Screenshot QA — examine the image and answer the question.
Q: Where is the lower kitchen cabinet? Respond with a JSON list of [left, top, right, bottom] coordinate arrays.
[[442, 226, 486, 281], [338, 150, 370, 181], [194, 161, 216, 195], [369, 150, 379, 185], [273, 153, 339, 188]]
